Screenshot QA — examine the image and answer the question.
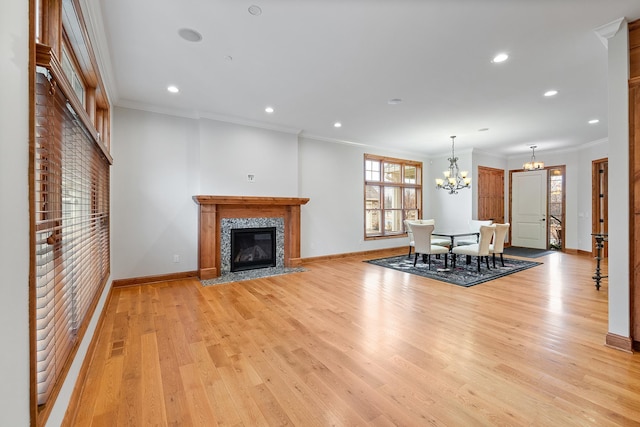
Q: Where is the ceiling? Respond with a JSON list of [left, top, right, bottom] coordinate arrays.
[[90, 0, 640, 157]]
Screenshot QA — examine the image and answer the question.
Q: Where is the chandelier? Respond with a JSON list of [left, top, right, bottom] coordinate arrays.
[[435, 135, 471, 194], [523, 145, 544, 171]]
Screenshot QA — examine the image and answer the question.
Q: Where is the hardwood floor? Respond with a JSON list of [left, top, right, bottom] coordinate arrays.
[[66, 250, 638, 426]]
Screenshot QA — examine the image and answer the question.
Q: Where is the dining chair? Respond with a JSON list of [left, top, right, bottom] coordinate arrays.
[[404, 219, 450, 258], [410, 223, 449, 269], [452, 224, 495, 272], [489, 223, 510, 268], [456, 219, 493, 246]]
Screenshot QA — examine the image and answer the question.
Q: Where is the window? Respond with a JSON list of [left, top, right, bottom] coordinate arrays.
[[31, 1, 112, 423], [364, 154, 422, 238], [34, 67, 110, 407], [548, 167, 565, 250], [61, 45, 85, 107]]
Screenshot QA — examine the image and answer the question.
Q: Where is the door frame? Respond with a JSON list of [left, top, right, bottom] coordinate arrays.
[[509, 165, 566, 250], [510, 169, 548, 249], [592, 158, 608, 257]]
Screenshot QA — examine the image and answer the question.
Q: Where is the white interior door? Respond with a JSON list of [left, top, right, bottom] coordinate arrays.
[[512, 170, 547, 249]]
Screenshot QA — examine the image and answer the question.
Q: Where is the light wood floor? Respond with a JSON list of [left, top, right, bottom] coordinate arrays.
[[67, 250, 639, 426]]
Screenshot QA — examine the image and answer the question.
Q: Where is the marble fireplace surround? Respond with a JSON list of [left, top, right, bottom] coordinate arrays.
[[193, 196, 310, 280]]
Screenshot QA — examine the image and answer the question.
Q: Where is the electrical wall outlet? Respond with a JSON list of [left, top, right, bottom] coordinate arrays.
[[173, 254, 180, 263], [247, 173, 256, 183]]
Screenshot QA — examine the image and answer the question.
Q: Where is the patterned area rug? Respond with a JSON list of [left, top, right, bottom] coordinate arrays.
[[365, 254, 542, 288]]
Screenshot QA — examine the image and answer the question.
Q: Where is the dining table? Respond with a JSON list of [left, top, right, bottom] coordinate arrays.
[[432, 231, 480, 253]]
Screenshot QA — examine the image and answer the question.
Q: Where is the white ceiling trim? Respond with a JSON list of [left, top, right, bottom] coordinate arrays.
[[300, 133, 436, 160], [116, 98, 303, 135], [195, 112, 302, 135], [594, 17, 627, 48]]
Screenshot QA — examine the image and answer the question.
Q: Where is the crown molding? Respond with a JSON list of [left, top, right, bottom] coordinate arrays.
[[116, 99, 200, 119], [300, 133, 436, 159], [197, 111, 302, 135], [505, 137, 608, 161], [298, 133, 367, 147], [594, 17, 626, 49], [116, 99, 302, 135]]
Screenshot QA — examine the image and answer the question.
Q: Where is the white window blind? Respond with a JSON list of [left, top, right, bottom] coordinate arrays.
[[34, 69, 110, 405]]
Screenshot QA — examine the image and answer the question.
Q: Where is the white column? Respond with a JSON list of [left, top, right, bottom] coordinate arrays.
[[602, 19, 631, 339]]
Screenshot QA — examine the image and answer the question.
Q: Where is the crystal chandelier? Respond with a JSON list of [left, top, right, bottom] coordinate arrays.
[[435, 136, 471, 194], [523, 145, 544, 171]]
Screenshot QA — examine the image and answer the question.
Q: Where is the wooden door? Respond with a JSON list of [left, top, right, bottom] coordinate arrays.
[[511, 170, 548, 249], [478, 166, 505, 224]]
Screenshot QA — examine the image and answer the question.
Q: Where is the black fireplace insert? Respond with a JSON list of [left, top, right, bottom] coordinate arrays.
[[230, 227, 277, 272]]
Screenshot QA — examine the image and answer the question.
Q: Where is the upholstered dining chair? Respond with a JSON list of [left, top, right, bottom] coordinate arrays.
[[489, 223, 510, 268], [410, 223, 450, 269], [456, 219, 493, 246], [404, 219, 450, 258], [452, 224, 495, 272]]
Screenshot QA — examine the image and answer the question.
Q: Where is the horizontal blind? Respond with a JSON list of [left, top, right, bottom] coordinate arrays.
[[34, 69, 110, 405]]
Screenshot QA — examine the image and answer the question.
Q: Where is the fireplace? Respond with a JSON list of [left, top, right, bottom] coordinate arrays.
[[230, 227, 276, 272], [193, 196, 309, 279]]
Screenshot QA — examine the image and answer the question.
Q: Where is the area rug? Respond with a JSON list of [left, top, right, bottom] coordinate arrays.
[[503, 246, 557, 258], [365, 255, 541, 288], [201, 266, 307, 286]]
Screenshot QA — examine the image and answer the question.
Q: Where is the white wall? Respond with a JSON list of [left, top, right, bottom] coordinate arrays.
[[298, 137, 430, 257], [0, 1, 30, 425], [198, 119, 299, 196], [428, 149, 473, 230], [111, 108, 200, 279]]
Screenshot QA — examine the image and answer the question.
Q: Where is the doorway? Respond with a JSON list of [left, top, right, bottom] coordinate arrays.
[[509, 166, 566, 250], [511, 169, 548, 249], [592, 158, 608, 257]]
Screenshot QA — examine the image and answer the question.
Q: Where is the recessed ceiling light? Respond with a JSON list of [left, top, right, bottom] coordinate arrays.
[[167, 85, 179, 93], [388, 98, 403, 105], [588, 119, 600, 124], [334, 122, 342, 128], [265, 106, 274, 113], [248, 5, 262, 15], [492, 53, 509, 63], [544, 90, 558, 97], [224, 55, 233, 62], [178, 28, 202, 42]]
